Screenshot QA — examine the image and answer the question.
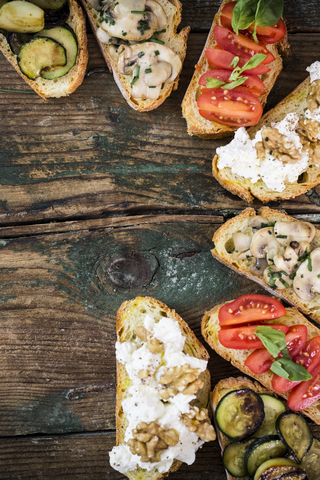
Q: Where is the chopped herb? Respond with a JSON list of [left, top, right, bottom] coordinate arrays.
[[289, 273, 296, 280], [281, 270, 288, 276], [105, 16, 115, 25], [299, 249, 309, 262], [318, 274, 320, 279], [138, 51, 145, 58], [149, 38, 165, 44], [98, 17, 103, 22], [130, 65, 140, 85], [154, 29, 166, 35], [131, 10, 148, 14], [269, 278, 276, 287], [154, 50, 160, 56], [122, 32, 127, 36], [149, 86, 156, 88], [261, 222, 275, 228], [279, 278, 289, 288], [308, 257, 312, 272], [294, 264, 298, 269], [276, 235, 287, 239], [145, 68, 152, 73], [268, 230, 272, 234]]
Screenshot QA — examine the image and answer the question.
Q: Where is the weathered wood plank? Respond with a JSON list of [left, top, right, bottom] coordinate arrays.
[[0, 216, 265, 437], [1, 34, 320, 223], [1, 425, 320, 480]]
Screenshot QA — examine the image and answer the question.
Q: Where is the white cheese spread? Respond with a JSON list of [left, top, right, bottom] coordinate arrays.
[[109, 314, 208, 474], [216, 61, 320, 191]]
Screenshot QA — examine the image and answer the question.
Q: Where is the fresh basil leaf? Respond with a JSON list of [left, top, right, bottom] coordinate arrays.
[[255, 0, 283, 28], [231, 0, 258, 36], [206, 78, 226, 89], [255, 326, 286, 357], [270, 358, 312, 382], [229, 56, 240, 69], [229, 67, 242, 81], [239, 53, 267, 73], [223, 77, 248, 89]]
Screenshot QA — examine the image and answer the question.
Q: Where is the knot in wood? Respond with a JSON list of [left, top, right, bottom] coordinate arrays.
[[106, 253, 157, 289]]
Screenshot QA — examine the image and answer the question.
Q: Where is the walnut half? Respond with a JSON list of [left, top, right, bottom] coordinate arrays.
[[182, 407, 216, 442], [127, 421, 179, 463], [158, 364, 204, 399], [135, 326, 164, 354], [255, 127, 301, 164]]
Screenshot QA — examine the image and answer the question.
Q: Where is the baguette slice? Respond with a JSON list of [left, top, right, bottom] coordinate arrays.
[[202, 303, 320, 425], [0, 0, 88, 99], [211, 377, 275, 480], [80, 0, 190, 112], [212, 207, 320, 324], [181, 0, 288, 139], [114, 296, 211, 480], [212, 75, 320, 202]]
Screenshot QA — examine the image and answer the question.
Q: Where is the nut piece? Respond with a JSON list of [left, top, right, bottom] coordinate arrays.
[[182, 407, 216, 442], [127, 421, 179, 462], [135, 326, 149, 342], [135, 326, 164, 354], [257, 127, 301, 163], [307, 79, 320, 112], [158, 364, 203, 399], [297, 118, 320, 143]]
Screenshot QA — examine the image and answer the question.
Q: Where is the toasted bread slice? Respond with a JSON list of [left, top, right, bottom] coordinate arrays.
[[113, 296, 212, 480], [212, 207, 320, 324], [212, 76, 320, 202], [181, 0, 288, 139], [0, 0, 88, 99], [211, 377, 274, 480], [80, 0, 189, 112], [202, 304, 320, 425]]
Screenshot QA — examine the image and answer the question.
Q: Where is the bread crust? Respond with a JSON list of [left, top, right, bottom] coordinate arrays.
[[211, 377, 274, 480], [212, 77, 320, 202], [0, 0, 88, 99], [202, 303, 320, 425], [181, 0, 288, 139], [211, 207, 320, 325], [80, 0, 190, 112], [114, 296, 211, 480]]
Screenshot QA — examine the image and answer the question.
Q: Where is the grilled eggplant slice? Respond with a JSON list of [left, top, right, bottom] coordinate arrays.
[[44, 3, 69, 29], [7, 32, 33, 55]]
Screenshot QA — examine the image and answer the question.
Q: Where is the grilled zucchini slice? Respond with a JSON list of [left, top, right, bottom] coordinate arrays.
[[17, 37, 66, 79], [276, 412, 313, 463]]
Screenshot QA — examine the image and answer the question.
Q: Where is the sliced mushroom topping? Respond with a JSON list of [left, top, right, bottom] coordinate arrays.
[[294, 247, 320, 300], [263, 265, 293, 290], [273, 221, 316, 247], [99, 0, 167, 42], [249, 257, 268, 276], [273, 242, 311, 275], [249, 216, 270, 229], [250, 227, 283, 260], [118, 43, 181, 100], [231, 232, 253, 259]]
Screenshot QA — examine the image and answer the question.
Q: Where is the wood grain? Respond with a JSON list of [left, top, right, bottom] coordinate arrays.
[[0, 216, 265, 437], [2, 34, 320, 224]]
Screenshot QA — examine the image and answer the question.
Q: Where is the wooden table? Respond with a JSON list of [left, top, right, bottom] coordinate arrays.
[[1, 1, 320, 478]]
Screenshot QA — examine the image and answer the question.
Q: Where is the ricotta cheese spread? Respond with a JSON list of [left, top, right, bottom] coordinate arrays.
[[217, 61, 320, 191], [109, 314, 208, 474]]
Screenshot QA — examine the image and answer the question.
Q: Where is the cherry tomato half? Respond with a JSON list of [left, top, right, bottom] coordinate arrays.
[[272, 335, 320, 393], [220, 2, 286, 44], [288, 366, 320, 411], [245, 325, 308, 375], [197, 88, 263, 127], [214, 26, 275, 64], [218, 294, 286, 327], [218, 324, 289, 350], [199, 69, 265, 97], [205, 48, 271, 75]]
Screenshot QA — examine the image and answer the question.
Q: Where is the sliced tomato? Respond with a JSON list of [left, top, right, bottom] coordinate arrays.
[[199, 69, 265, 97], [197, 88, 262, 127], [214, 26, 275, 64], [272, 336, 320, 393], [288, 366, 320, 411], [205, 48, 270, 75], [218, 324, 289, 350], [245, 325, 308, 375], [220, 2, 286, 44], [219, 294, 286, 327]]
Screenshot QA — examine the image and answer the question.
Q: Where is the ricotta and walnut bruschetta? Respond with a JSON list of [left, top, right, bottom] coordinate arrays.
[[0, 0, 88, 98], [109, 296, 215, 480], [80, 0, 190, 111]]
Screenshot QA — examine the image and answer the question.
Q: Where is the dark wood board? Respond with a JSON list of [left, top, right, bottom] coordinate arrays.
[[2, 33, 320, 224]]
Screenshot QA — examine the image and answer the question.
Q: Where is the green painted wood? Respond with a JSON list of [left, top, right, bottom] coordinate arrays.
[[1, 34, 320, 223], [0, 216, 264, 437]]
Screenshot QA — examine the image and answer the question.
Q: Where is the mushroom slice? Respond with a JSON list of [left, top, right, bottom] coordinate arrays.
[[232, 232, 252, 252], [249, 257, 268, 277], [273, 221, 316, 247], [264, 266, 293, 290], [99, 0, 166, 42], [294, 248, 320, 301], [118, 43, 182, 100], [250, 227, 283, 260], [249, 216, 269, 229]]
